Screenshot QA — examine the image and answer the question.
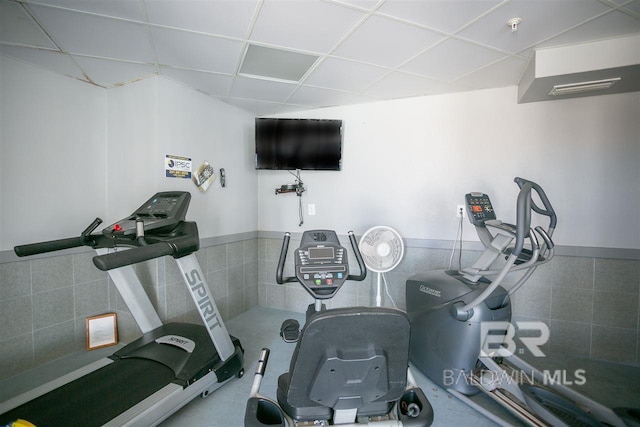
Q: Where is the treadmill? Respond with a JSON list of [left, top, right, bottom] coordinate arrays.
[[0, 191, 244, 426]]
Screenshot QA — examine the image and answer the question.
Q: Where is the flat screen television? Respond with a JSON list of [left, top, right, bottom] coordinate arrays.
[[255, 118, 342, 170]]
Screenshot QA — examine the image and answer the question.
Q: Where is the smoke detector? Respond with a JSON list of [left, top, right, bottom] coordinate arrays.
[[507, 17, 522, 32]]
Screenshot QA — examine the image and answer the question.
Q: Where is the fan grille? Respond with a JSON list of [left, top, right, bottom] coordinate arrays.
[[359, 227, 404, 273]]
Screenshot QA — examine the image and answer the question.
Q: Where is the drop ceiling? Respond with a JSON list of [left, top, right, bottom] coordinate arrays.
[[1, 0, 639, 115]]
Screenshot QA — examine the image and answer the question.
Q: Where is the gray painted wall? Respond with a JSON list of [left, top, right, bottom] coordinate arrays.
[[1, 54, 639, 383]]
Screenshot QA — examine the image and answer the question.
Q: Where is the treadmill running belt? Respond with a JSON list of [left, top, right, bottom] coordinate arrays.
[[0, 358, 175, 426]]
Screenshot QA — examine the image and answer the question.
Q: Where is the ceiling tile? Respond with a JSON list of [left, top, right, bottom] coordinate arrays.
[[536, 10, 640, 49], [303, 57, 390, 92], [455, 55, 528, 89], [363, 71, 442, 99], [456, 0, 613, 54], [3, 0, 636, 115], [239, 44, 319, 82], [332, 15, 445, 68], [287, 85, 377, 108], [72, 56, 156, 87], [402, 37, 506, 82], [229, 76, 297, 103], [250, 0, 366, 53], [621, 0, 640, 16], [160, 67, 234, 97], [151, 26, 243, 73], [28, 4, 156, 62], [328, 0, 381, 11], [223, 97, 282, 116], [1, 0, 56, 48], [26, 0, 147, 21], [377, 0, 503, 33], [0, 45, 85, 80], [145, 0, 258, 38]]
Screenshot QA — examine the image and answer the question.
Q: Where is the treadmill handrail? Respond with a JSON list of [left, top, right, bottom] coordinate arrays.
[[14, 236, 91, 257], [93, 242, 175, 271]]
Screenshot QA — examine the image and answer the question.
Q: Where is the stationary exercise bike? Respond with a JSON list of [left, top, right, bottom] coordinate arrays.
[[406, 178, 639, 427], [245, 230, 434, 427]]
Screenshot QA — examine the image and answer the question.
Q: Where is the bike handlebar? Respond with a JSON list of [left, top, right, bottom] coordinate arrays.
[[347, 231, 367, 281], [276, 233, 294, 285], [275, 230, 367, 285]]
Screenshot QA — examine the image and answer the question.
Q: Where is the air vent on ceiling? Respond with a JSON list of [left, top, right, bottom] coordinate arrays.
[[239, 44, 319, 83]]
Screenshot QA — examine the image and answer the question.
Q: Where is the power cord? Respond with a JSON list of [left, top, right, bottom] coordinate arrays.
[[448, 208, 464, 270], [381, 273, 398, 308], [288, 169, 305, 227]]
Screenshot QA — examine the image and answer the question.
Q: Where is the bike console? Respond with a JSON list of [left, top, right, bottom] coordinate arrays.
[[277, 230, 366, 300]]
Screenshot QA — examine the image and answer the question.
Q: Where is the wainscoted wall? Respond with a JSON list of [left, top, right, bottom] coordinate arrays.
[[258, 236, 640, 367], [2, 233, 638, 382], [0, 238, 258, 381]]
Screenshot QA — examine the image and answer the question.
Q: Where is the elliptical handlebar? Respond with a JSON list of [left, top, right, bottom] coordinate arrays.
[[514, 176, 557, 231], [456, 178, 555, 319], [513, 182, 533, 257]]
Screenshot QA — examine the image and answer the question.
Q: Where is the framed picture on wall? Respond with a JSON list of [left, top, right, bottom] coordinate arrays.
[[86, 313, 118, 350]]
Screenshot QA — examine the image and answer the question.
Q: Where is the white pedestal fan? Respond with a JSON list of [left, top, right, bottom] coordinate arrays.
[[359, 226, 404, 307]]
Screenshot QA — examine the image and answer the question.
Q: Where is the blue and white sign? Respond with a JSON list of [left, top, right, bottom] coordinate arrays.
[[165, 154, 192, 179]]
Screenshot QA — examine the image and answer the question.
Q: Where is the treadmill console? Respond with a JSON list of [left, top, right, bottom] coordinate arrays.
[[294, 230, 348, 297], [103, 192, 191, 237], [465, 192, 496, 226]]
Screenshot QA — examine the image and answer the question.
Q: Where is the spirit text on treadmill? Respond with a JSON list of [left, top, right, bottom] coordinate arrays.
[[186, 269, 222, 331]]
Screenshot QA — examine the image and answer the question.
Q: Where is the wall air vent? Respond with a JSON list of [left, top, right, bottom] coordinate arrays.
[[548, 78, 621, 96], [518, 35, 639, 103]]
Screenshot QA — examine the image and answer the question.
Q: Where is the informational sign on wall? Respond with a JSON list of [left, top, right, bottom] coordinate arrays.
[[165, 154, 192, 179], [193, 161, 216, 193]]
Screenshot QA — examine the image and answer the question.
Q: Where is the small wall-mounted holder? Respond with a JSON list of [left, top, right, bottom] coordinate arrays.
[[275, 182, 305, 196], [220, 168, 226, 188], [275, 170, 306, 226], [507, 17, 522, 32]]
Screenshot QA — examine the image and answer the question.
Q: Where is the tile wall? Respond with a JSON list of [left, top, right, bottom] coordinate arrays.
[[0, 238, 258, 381], [258, 237, 640, 366], [1, 235, 637, 383]]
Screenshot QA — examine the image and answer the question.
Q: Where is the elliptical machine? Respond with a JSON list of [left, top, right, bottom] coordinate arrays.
[[245, 230, 434, 427], [406, 178, 638, 427]]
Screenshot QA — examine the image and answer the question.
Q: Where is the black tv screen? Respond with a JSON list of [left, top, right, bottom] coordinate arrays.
[[255, 118, 342, 170]]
